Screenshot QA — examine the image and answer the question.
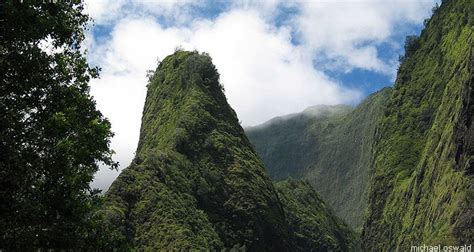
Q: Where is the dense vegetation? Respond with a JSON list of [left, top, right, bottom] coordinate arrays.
[[103, 51, 293, 250], [275, 179, 358, 251], [362, 0, 473, 249], [103, 51, 360, 250], [0, 1, 116, 249], [4, 0, 470, 250], [246, 88, 391, 229]]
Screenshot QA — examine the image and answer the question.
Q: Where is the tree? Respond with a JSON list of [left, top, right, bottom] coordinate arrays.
[[404, 35, 420, 57], [399, 35, 420, 63], [0, 0, 117, 249]]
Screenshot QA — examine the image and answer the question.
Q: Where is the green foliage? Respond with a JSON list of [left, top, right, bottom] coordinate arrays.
[[0, 0, 117, 249], [246, 89, 391, 229], [104, 51, 293, 250], [399, 35, 421, 63], [363, 0, 473, 250], [274, 179, 359, 251]]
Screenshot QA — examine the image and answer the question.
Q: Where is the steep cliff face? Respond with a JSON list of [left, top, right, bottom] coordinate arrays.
[[103, 51, 292, 250], [274, 179, 358, 251], [246, 88, 391, 229], [102, 50, 360, 251], [362, 0, 473, 250]]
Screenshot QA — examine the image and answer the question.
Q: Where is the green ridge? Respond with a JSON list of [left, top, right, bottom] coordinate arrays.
[[362, 0, 473, 249], [246, 88, 391, 229]]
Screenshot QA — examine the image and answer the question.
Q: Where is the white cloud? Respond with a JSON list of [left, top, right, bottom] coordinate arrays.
[[84, 0, 204, 26], [89, 17, 190, 190], [83, 0, 127, 24], [84, 0, 436, 73], [190, 10, 359, 124], [86, 0, 437, 190], [90, 72, 146, 191], [89, 10, 360, 190], [293, 0, 435, 73]]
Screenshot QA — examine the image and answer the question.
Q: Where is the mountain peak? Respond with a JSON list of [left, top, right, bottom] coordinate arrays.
[[104, 50, 293, 250]]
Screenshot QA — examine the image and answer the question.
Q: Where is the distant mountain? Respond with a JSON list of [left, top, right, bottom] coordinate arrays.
[[102, 51, 357, 250], [246, 88, 391, 229], [246, 104, 353, 131], [362, 0, 473, 249], [275, 179, 358, 251]]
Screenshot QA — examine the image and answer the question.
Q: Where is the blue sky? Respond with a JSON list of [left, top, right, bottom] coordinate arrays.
[[83, 0, 439, 190]]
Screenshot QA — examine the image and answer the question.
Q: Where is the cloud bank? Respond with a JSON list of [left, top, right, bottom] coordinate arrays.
[[85, 0, 437, 190]]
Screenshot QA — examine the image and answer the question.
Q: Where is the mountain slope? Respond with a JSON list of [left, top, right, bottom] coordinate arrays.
[[103, 51, 292, 250], [246, 88, 391, 229], [275, 179, 358, 251], [246, 104, 353, 180], [102, 51, 359, 251], [362, 0, 473, 249]]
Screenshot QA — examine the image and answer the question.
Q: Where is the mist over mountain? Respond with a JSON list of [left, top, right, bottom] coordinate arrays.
[[246, 88, 391, 229], [245, 104, 353, 131]]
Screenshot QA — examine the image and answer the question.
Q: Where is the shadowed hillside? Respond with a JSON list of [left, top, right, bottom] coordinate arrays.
[[275, 179, 358, 251]]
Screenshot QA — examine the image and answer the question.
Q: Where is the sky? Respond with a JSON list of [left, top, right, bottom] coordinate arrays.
[[84, 0, 439, 190]]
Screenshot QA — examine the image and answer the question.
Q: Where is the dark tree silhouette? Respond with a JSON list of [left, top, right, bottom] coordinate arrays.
[[0, 0, 117, 249]]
